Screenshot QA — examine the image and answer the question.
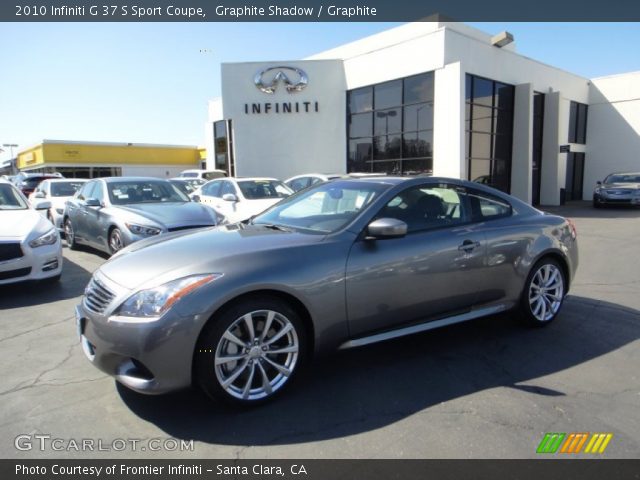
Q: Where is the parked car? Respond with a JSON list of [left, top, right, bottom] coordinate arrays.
[[0, 180, 63, 285], [76, 176, 578, 406], [192, 177, 293, 223], [63, 177, 221, 256], [17, 174, 64, 196], [177, 169, 227, 181], [284, 173, 342, 192], [593, 172, 640, 207], [28, 178, 87, 232]]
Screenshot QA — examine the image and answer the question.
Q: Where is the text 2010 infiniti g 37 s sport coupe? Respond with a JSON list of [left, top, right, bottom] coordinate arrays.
[[76, 177, 578, 406]]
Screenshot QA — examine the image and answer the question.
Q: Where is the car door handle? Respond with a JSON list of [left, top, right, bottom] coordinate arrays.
[[458, 240, 481, 252]]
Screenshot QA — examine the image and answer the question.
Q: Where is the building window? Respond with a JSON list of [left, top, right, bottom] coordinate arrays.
[[465, 74, 515, 193], [347, 72, 434, 175], [568, 101, 588, 144], [214, 120, 234, 175]]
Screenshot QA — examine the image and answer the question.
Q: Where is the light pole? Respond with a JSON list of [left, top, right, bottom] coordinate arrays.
[[2, 143, 18, 174]]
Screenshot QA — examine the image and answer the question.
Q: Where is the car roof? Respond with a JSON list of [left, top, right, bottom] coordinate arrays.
[[45, 178, 87, 183], [98, 177, 173, 183]]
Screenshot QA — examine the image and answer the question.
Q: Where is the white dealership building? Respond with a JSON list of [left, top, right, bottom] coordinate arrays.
[[206, 21, 640, 205]]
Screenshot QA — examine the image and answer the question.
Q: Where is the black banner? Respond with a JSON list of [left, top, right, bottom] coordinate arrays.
[[3, 0, 640, 22], [3, 460, 640, 480]]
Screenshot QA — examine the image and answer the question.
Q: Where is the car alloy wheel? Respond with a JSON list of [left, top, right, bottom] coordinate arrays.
[[521, 258, 566, 326], [64, 218, 78, 250], [109, 228, 124, 255], [196, 296, 306, 406]]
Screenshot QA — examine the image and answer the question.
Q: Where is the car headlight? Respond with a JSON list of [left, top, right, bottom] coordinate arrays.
[[29, 228, 58, 248], [594, 187, 602, 194], [126, 223, 162, 236], [113, 274, 220, 320]]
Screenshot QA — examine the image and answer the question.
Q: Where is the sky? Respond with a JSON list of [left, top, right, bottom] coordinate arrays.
[[1, 22, 639, 163]]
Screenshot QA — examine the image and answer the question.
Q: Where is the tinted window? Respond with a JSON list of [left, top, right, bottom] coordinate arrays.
[[466, 189, 512, 222], [403, 73, 434, 104], [379, 184, 464, 232], [288, 177, 311, 192], [374, 80, 402, 110], [78, 182, 96, 201], [348, 87, 373, 114], [237, 180, 291, 200], [108, 181, 188, 205], [92, 181, 105, 201], [202, 181, 222, 197], [220, 181, 237, 196], [50, 181, 84, 197]]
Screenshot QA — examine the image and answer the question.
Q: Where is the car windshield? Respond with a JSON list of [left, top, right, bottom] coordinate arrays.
[[108, 181, 189, 205], [0, 183, 29, 210], [605, 174, 640, 183], [238, 180, 292, 200], [253, 180, 388, 233], [50, 181, 85, 197]]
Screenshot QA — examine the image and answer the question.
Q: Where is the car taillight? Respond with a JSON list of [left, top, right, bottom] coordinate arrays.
[[567, 218, 577, 240]]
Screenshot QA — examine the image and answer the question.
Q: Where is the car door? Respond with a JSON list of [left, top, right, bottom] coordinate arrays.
[[68, 181, 96, 241], [83, 180, 108, 248], [345, 182, 488, 337]]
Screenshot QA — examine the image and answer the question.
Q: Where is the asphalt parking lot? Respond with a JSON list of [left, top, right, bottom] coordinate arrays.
[[1, 202, 639, 459]]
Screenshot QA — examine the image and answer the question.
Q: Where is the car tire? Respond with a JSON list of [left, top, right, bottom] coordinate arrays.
[[593, 198, 602, 208], [64, 218, 78, 250], [519, 257, 567, 327], [195, 296, 307, 407], [108, 228, 125, 255]]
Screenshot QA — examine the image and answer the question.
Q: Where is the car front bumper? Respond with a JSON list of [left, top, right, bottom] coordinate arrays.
[[593, 191, 640, 205], [75, 282, 203, 394], [0, 238, 63, 285]]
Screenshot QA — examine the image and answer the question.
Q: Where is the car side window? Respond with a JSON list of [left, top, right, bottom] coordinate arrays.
[[465, 189, 512, 223], [378, 184, 466, 233], [203, 181, 222, 197], [77, 182, 95, 201], [289, 178, 310, 191], [92, 181, 105, 202], [220, 181, 237, 197]]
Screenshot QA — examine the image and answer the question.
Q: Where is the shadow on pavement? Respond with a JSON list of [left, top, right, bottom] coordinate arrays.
[[0, 256, 93, 309], [117, 295, 639, 446], [542, 201, 640, 219]]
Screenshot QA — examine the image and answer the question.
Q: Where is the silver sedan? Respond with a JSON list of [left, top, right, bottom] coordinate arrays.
[[76, 176, 578, 406], [64, 177, 221, 256]]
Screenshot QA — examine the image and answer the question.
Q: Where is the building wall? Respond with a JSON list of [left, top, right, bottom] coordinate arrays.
[[585, 72, 640, 196], [220, 60, 347, 180]]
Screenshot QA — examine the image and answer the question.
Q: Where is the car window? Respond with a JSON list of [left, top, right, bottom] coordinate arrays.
[[92, 181, 105, 202], [466, 189, 512, 222], [288, 177, 310, 192], [78, 182, 96, 201], [255, 181, 386, 233], [0, 183, 28, 210], [237, 180, 292, 200], [50, 181, 85, 197], [220, 181, 237, 197], [378, 184, 465, 233], [202, 180, 222, 197], [108, 181, 189, 205], [203, 171, 226, 180]]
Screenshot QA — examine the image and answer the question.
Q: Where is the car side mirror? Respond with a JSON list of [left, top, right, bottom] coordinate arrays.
[[192, 194, 201, 202], [85, 198, 101, 207], [222, 193, 238, 202], [34, 200, 52, 210], [365, 218, 408, 240], [34, 191, 46, 199], [596, 180, 602, 185]]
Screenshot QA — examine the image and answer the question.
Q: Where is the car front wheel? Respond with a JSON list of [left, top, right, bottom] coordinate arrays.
[[64, 218, 78, 250], [520, 258, 566, 327], [195, 296, 307, 406], [108, 228, 125, 255]]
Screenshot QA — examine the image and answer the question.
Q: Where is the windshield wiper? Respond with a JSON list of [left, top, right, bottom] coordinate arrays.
[[257, 223, 292, 232]]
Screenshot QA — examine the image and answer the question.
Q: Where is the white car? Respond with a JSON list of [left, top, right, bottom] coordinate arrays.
[[0, 180, 63, 285], [177, 169, 227, 181], [28, 178, 87, 232], [192, 177, 293, 223]]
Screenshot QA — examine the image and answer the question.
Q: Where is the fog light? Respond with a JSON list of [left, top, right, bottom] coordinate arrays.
[[42, 259, 59, 271]]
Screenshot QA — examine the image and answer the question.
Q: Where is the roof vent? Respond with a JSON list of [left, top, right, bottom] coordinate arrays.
[[491, 31, 514, 48]]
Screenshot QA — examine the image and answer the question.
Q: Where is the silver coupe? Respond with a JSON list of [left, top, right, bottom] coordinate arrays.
[[76, 176, 578, 406]]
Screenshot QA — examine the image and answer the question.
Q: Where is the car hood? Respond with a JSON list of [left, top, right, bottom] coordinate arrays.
[[600, 182, 640, 190], [0, 209, 51, 240], [116, 202, 217, 228], [98, 224, 324, 290]]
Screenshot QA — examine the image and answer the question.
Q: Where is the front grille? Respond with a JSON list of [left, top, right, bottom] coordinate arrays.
[[0, 267, 31, 280], [83, 277, 116, 314], [606, 189, 632, 195], [167, 225, 213, 232], [0, 243, 23, 262]]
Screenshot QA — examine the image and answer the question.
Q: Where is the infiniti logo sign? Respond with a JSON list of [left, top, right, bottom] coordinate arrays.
[[254, 66, 308, 94]]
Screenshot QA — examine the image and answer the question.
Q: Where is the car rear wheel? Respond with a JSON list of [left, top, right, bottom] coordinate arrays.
[[519, 258, 566, 327], [108, 228, 124, 255], [195, 296, 307, 406], [64, 218, 78, 250]]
